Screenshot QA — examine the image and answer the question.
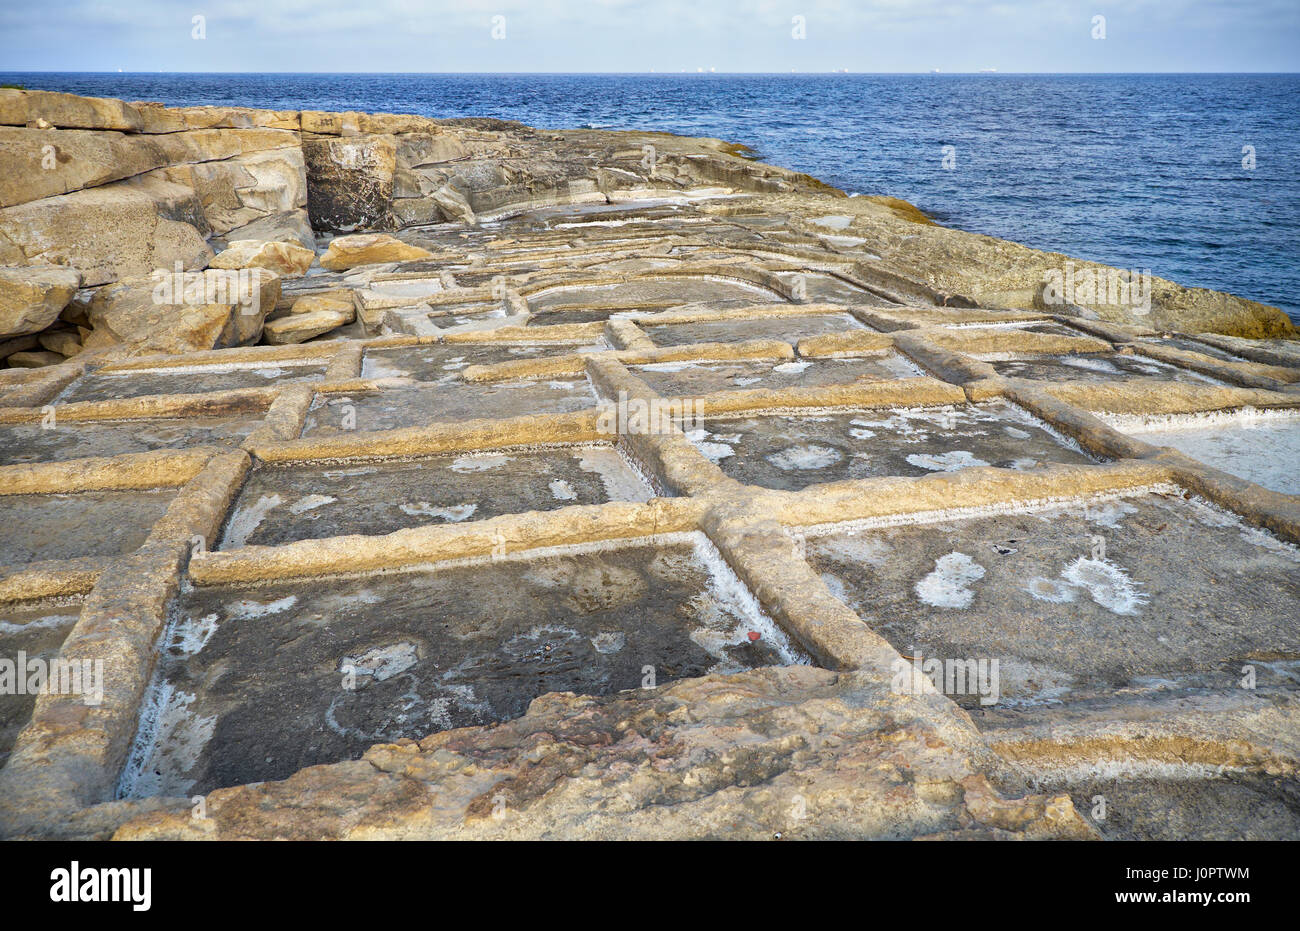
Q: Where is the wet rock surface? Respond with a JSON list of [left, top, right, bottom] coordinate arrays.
[[220, 446, 652, 547], [0, 488, 176, 564], [805, 490, 1300, 706], [689, 402, 1095, 490], [122, 536, 804, 797]]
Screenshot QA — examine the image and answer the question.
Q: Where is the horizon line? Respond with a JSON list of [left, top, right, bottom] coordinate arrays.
[[4, 70, 1300, 77]]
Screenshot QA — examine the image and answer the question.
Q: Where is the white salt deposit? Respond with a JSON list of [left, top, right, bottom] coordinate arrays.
[[399, 502, 478, 522], [222, 493, 282, 548], [289, 494, 336, 514], [1060, 556, 1147, 615], [915, 552, 986, 609], [905, 450, 990, 472], [766, 443, 843, 470], [450, 453, 510, 472]]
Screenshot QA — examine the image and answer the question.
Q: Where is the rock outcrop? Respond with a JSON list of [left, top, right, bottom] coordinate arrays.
[[0, 266, 80, 339], [318, 232, 435, 271], [112, 668, 1095, 841], [1, 86, 1292, 360], [84, 268, 279, 354], [210, 239, 315, 277]]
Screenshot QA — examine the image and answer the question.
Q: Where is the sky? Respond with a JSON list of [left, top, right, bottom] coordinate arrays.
[[1, 0, 1297, 73]]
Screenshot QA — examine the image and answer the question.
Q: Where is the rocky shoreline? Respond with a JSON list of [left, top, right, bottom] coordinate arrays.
[[1, 88, 1298, 841], [1, 87, 1294, 369]]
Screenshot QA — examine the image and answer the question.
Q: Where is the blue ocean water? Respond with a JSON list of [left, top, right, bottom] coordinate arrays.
[[6, 72, 1298, 322]]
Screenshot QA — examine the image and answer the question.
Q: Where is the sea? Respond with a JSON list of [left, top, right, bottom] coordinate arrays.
[[4, 72, 1298, 322]]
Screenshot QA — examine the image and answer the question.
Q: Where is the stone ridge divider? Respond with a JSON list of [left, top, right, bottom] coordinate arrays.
[[461, 337, 795, 383], [188, 498, 707, 587], [626, 300, 859, 328], [0, 450, 250, 830], [1129, 340, 1300, 390], [2, 305, 1300, 837], [0, 446, 214, 494], [251, 409, 606, 463]]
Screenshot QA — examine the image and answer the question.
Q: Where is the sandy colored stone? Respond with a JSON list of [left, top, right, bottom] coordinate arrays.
[[319, 233, 434, 271], [0, 266, 81, 339], [86, 269, 280, 355], [0, 179, 213, 287], [262, 309, 349, 344], [5, 349, 62, 368], [109, 667, 1096, 841], [211, 239, 315, 277], [37, 328, 82, 357], [1, 89, 1298, 843], [290, 294, 355, 321], [0, 88, 143, 132]]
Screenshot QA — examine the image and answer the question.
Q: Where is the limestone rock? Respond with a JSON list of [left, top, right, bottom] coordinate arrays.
[[211, 239, 315, 277], [0, 334, 38, 360], [85, 268, 280, 355], [37, 328, 82, 357], [156, 145, 307, 239], [319, 233, 434, 271], [0, 128, 167, 209], [223, 209, 316, 251], [262, 308, 349, 344], [302, 132, 397, 232], [140, 105, 300, 133], [290, 294, 355, 322], [5, 349, 63, 368], [429, 182, 476, 225], [0, 179, 213, 287], [0, 88, 143, 132], [0, 266, 82, 339], [110, 667, 1097, 841]]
